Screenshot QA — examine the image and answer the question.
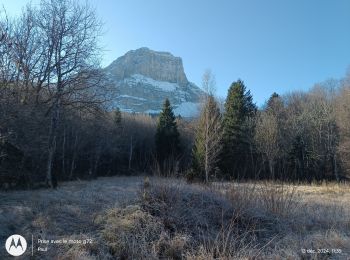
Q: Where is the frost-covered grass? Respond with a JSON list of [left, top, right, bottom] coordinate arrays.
[[0, 176, 349, 259], [0, 176, 142, 259]]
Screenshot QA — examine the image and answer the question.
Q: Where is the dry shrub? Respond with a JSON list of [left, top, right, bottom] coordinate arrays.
[[224, 183, 258, 215], [57, 234, 103, 260], [96, 201, 193, 259], [32, 214, 51, 229], [142, 181, 235, 237], [185, 218, 260, 260], [257, 183, 301, 217], [96, 205, 163, 259], [140, 180, 264, 258], [224, 182, 301, 218], [154, 232, 190, 259], [223, 182, 301, 244]]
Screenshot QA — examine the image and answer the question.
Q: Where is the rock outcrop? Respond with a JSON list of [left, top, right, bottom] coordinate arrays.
[[104, 47, 203, 117], [106, 47, 188, 86]]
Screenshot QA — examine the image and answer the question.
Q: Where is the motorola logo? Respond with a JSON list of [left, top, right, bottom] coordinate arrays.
[[5, 234, 27, 256]]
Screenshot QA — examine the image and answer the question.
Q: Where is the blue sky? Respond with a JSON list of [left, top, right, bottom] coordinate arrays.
[[2, 0, 350, 105]]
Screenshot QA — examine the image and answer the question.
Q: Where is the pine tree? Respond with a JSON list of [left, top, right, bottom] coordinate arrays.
[[155, 99, 181, 163], [266, 92, 284, 116], [191, 95, 222, 183], [221, 79, 256, 178], [113, 107, 122, 125]]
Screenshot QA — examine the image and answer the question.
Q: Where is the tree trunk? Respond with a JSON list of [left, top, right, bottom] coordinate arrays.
[[268, 159, 274, 180], [69, 132, 78, 180], [46, 79, 62, 188], [46, 98, 60, 188], [62, 124, 66, 177], [333, 154, 339, 182], [205, 124, 209, 183], [93, 155, 99, 178], [204, 97, 209, 183], [128, 136, 133, 170]]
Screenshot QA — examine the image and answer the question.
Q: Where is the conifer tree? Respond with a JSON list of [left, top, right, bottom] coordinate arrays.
[[221, 79, 256, 178], [266, 92, 284, 117], [113, 107, 122, 125], [155, 99, 181, 163]]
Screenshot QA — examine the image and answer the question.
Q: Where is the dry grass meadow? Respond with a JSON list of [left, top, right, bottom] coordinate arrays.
[[0, 176, 349, 259]]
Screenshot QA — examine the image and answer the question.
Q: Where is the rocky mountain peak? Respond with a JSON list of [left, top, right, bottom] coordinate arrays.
[[106, 47, 188, 86], [104, 48, 204, 117]]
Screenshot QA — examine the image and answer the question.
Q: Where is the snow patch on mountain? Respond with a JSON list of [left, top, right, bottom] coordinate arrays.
[[124, 74, 178, 92], [119, 108, 134, 113], [145, 109, 161, 114], [174, 102, 200, 117], [116, 95, 146, 101]]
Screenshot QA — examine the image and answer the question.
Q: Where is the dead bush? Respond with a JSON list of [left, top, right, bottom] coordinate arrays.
[[96, 205, 163, 259]]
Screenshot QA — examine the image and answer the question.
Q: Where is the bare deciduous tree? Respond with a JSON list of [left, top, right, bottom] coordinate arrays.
[[254, 111, 279, 179], [192, 70, 222, 183], [335, 76, 350, 179], [30, 0, 103, 187]]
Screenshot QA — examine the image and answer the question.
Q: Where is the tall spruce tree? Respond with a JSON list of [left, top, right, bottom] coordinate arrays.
[[221, 79, 256, 178], [191, 95, 222, 183], [155, 99, 181, 163], [266, 92, 284, 117]]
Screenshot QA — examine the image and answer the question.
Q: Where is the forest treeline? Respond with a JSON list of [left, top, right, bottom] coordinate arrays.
[[1, 0, 350, 189], [189, 71, 350, 183]]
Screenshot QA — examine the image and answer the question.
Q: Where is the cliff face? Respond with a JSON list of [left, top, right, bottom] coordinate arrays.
[[104, 47, 203, 117], [105, 47, 188, 86]]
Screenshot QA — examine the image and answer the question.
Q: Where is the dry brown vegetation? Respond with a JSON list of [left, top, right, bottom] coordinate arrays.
[[0, 176, 349, 259]]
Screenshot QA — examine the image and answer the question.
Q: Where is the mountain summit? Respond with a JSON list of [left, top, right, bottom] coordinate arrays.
[[104, 47, 204, 117]]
